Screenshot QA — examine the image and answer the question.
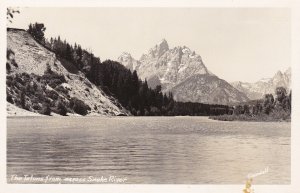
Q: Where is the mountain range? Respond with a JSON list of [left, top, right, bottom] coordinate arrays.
[[118, 39, 291, 104], [7, 29, 291, 116], [231, 68, 291, 100], [118, 39, 250, 104]]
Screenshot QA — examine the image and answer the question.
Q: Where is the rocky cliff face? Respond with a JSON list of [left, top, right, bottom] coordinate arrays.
[[7, 28, 126, 116], [118, 39, 248, 104], [231, 68, 291, 100]]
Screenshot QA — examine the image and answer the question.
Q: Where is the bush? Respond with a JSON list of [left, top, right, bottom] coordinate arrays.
[[32, 103, 41, 110], [70, 97, 90, 116], [42, 69, 66, 88], [40, 104, 51, 115], [7, 49, 18, 67], [57, 102, 68, 116], [7, 94, 13, 103], [20, 91, 26, 108], [6, 62, 11, 72], [55, 85, 69, 95], [46, 89, 59, 100]]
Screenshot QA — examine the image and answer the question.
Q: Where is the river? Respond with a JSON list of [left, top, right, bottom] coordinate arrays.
[[7, 116, 290, 184]]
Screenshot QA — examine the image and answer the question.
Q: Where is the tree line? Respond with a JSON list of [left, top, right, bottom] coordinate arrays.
[[211, 87, 291, 121], [25, 22, 236, 116], [232, 87, 291, 116]]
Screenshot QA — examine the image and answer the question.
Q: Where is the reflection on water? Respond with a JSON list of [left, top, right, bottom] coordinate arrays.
[[7, 116, 290, 184]]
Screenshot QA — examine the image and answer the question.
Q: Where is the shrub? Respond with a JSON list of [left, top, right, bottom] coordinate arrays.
[[7, 49, 18, 67], [7, 94, 13, 103], [70, 97, 90, 116], [57, 102, 68, 116], [55, 85, 69, 95], [42, 69, 66, 88], [40, 104, 51, 115], [7, 49, 14, 59], [46, 89, 59, 100], [32, 103, 41, 110], [6, 62, 11, 72], [20, 91, 26, 108]]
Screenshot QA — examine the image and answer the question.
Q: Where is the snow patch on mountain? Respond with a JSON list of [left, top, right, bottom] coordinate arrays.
[[118, 39, 248, 104]]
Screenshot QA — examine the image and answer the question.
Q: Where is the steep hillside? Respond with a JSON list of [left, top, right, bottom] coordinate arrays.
[[231, 68, 291, 100], [6, 28, 127, 116], [118, 39, 248, 104]]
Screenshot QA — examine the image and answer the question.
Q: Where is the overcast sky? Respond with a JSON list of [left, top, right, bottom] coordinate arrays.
[[8, 7, 290, 82]]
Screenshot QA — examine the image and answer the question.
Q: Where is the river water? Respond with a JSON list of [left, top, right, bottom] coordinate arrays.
[[7, 116, 290, 184]]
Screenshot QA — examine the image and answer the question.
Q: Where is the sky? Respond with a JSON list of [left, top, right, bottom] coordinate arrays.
[[7, 7, 290, 82]]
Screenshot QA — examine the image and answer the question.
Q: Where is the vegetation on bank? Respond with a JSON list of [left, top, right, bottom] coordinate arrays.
[[6, 22, 291, 120], [11, 22, 229, 116], [210, 87, 291, 122], [6, 59, 90, 116]]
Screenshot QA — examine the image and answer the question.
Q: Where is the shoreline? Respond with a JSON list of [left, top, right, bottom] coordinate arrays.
[[6, 115, 291, 124], [209, 115, 291, 123]]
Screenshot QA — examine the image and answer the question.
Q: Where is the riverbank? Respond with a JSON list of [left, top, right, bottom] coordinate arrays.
[[6, 103, 115, 117], [7, 101, 290, 122], [7, 103, 43, 117]]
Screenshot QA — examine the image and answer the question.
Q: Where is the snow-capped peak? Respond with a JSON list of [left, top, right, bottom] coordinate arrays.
[[148, 39, 169, 58], [118, 52, 132, 61], [118, 38, 249, 104], [117, 52, 140, 72], [274, 70, 283, 78], [182, 46, 191, 54]]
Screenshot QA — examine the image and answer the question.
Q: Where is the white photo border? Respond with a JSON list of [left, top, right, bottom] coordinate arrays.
[[1, 0, 299, 193]]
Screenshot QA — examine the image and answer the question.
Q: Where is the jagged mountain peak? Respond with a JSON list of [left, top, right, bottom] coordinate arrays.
[[148, 39, 169, 58], [117, 51, 140, 72], [158, 38, 168, 48], [274, 70, 283, 77], [118, 52, 134, 62], [119, 51, 132, 58], [159, 38, 168, 45], [118, 39, 248, 104]]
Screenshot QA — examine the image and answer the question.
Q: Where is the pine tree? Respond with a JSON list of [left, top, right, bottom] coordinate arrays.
[[27, 23, 46, 44]]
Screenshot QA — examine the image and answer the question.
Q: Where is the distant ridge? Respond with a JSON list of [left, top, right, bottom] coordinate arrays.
[[231, 68, 291, 100]]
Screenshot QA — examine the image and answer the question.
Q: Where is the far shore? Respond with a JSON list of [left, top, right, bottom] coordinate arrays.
[[209, 114, 291, 123], [6, 114, 291, 124]]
